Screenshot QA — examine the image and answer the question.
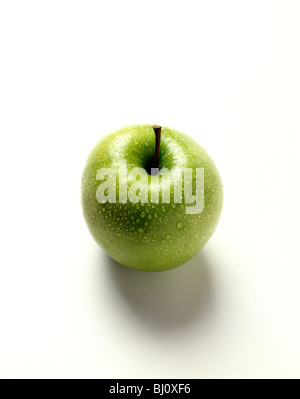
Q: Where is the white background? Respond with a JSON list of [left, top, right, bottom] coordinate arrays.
[[0, 1, 299, 379]]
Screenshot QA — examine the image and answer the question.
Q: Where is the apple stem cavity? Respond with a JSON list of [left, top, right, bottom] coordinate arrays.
[[152, 125, 161, 172]]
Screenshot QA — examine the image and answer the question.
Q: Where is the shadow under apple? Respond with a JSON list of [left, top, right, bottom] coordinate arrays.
[[106, 251, 214, 329]]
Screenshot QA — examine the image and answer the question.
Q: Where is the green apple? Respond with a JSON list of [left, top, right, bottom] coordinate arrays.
[[81, 124, 223, 272]]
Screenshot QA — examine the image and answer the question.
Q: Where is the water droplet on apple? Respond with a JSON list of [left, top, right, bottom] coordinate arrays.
[[138, 228, 144, 233], [141, 212, 145, 218], [167, 234, 171, 239], [176, 221, 183, 229]]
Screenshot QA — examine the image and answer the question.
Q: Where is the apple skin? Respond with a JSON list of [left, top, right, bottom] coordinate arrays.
[[81, 124, 223, 272]]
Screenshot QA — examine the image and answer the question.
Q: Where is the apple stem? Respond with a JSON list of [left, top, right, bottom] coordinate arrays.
[[152, 125, 161, 170]]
